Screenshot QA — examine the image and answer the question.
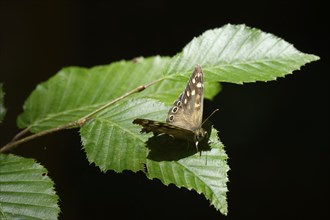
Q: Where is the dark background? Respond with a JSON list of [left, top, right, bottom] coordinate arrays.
[[0, 1, 328, 219]]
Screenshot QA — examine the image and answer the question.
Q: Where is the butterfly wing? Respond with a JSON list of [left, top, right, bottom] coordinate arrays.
[[133, 119, 195, 140], [133, 65, 205, 145], [166, 64, 204, 131]]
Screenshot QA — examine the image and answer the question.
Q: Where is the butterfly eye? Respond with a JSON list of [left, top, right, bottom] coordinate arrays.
[[168, 115, 174, 121], [172, 106, 178, 113]]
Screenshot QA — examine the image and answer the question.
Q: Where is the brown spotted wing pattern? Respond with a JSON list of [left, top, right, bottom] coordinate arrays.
[[133, 64, 206, 146]]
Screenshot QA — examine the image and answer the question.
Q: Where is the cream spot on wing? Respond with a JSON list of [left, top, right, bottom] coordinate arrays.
[[196, 82, 202, 88], [186, 90, 190, 97], [184, 98, 188, 104], [192, 78, 196, 84], [191, 90, 195, 96]]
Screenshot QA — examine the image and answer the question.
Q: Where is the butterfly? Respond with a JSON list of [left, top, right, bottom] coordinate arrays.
[[133, 64, 212, 151]]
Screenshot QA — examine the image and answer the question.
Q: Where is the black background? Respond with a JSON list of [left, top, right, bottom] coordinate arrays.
[[0, 1, 328, 219]]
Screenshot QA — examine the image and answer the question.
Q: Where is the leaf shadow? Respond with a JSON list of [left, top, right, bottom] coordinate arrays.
[[145, 122, 212, 161]]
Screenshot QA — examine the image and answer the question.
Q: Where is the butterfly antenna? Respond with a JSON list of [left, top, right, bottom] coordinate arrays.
[[201, 109, 219, 126]]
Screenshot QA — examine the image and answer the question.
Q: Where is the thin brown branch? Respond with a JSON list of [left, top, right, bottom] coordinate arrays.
[[0, 122, 77, 153], [10, 128, 30, 142], [0, 77, 165, 153]]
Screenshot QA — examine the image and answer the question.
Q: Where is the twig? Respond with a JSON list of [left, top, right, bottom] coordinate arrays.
[[10, 128, 30, 142], [0, 77, 165, 153], [0, 122, 77, 153]]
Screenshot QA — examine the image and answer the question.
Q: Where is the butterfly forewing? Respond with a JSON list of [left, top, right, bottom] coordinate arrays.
[[166, 65, 204, 131]]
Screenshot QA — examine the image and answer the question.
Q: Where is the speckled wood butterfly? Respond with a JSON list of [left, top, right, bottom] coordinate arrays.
[[133, 64, 210, 150]]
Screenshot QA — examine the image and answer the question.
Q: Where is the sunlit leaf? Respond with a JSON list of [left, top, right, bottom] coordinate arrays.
[[0, 154, 60, 219]]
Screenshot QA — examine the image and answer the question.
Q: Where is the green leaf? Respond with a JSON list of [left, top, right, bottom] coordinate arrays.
[[80, 98, 168, 172], [0, 154, 60, 219], [146, 125, 229, 215], [17, 56, 172, 132], [166, 24, 319, 83], [0, 83, 6, 123]]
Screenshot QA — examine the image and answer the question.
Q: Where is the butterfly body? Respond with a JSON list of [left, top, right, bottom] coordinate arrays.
[[133, 65, 206, 148]]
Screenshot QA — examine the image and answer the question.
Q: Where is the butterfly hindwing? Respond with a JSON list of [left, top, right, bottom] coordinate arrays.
[[132, 119, 195, 140]]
